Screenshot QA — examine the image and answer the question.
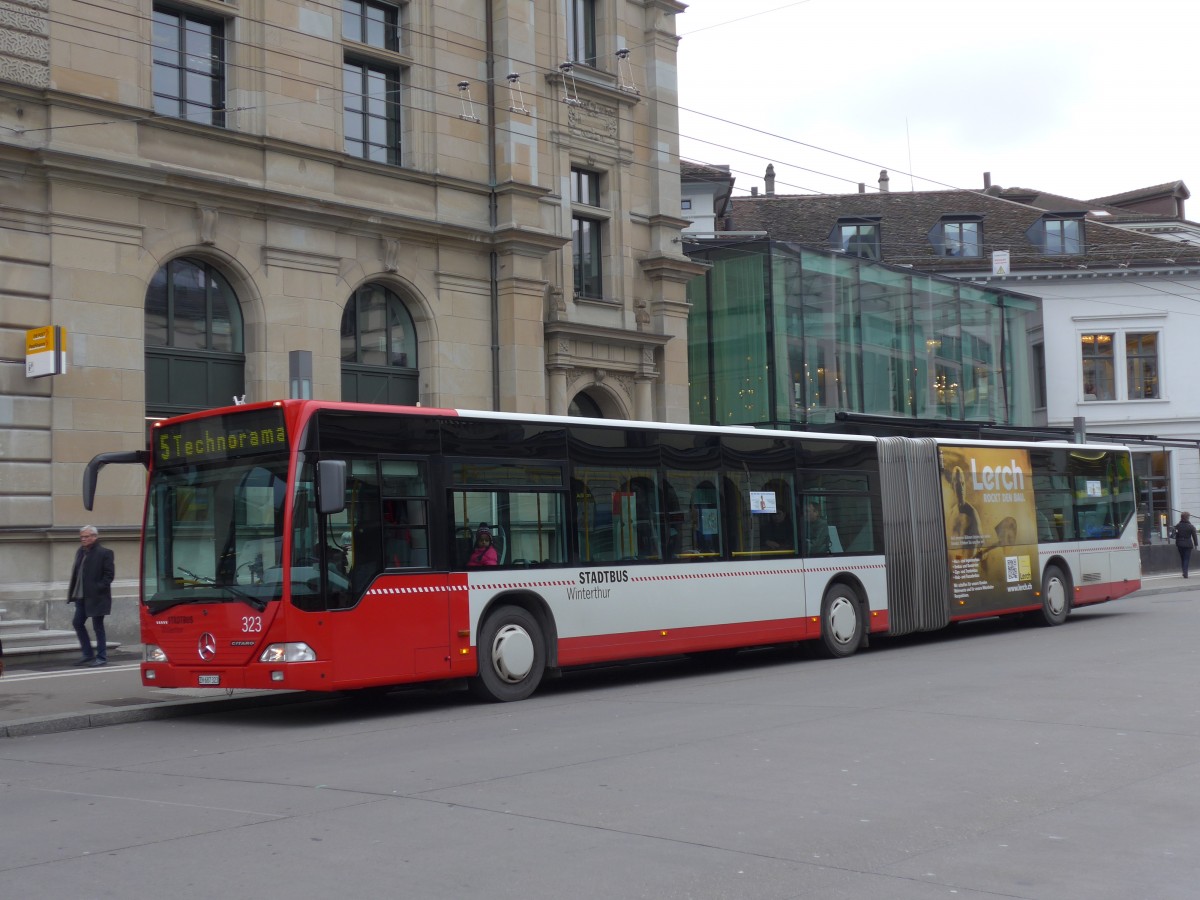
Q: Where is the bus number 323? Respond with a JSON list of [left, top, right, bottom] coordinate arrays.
[[242, 616, 263, 633]]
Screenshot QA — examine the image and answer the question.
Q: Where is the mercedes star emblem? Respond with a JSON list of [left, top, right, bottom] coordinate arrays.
[[198, 632, 217, 661]]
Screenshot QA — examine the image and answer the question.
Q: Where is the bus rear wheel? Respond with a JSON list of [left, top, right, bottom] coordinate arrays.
[[470, 605, 546, 702], [819, 584, 863, 658], [1038, 565, 1071, 626]]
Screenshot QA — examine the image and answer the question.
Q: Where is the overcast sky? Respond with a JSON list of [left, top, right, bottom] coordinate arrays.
[[675, 0, 1198, 206]]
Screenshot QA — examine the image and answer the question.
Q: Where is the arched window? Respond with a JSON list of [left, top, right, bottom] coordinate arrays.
[[341, 284, 418, 405], [568, 391, 604, 418], [145, 258, 245, 418]]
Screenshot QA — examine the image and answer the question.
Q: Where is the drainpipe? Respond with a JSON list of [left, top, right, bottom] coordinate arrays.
[[486, 0, 500, 410]]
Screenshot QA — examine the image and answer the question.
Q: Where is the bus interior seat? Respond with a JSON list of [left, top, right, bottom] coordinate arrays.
[[455, 527, 474, 567], [845, 526, 872, 553], [489, 526, 506, 564], [827, 525, 843, 554]]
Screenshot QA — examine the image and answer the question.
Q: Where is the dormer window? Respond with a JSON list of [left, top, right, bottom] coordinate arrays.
[[831, 217, 880, 259], [1027, 214, 1084, 255], [928, 216, 982, 257]]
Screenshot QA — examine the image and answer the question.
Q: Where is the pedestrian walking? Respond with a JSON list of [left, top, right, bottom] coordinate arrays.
[[67, 525, 115, 666], [1174, 511, 1198, 578]]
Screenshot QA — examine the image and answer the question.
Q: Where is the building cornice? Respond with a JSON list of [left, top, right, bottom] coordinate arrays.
[[965, 266, 1200, 284], [639, 252, 710, 283], [545, 320, 671, 350]]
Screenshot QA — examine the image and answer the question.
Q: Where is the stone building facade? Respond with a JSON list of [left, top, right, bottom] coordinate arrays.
[[0, 0, 701, 633]]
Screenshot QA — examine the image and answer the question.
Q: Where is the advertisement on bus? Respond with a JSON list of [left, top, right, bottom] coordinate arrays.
[[939, 446, 1040, 613]]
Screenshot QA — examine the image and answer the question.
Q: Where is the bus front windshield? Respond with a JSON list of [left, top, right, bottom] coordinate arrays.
[[144, 460, 291, 614]]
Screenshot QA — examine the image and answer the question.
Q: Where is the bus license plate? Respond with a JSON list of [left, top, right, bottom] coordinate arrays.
[[198, 674, 220, 686]]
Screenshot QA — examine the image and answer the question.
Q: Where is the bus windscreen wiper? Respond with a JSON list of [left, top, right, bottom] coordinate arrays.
[[175, 566, 268, 612]]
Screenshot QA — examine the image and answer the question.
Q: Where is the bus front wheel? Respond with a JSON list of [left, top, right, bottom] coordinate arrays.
[[819, 584, 864, 658], [470, 605, 546, 702], [1038, 565, 1071, 626]]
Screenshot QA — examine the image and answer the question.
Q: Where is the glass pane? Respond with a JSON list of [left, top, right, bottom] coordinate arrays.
[[726, 471, 794, 558], [958, 284, 1001, 421], [387, 297, 415, 367], [1126, 332, 1159, 399], [184, 103, 213, 126], [960, 221, 981, 256], [708, 253, 768, 425], [357, 287, 388, 366], [342, 0, 362, 41], [344, 109, 363, 142], [145, 267, 168, 346], [381, 460, 426, 496], [1081, 333, 1115, 400], [662, 472, 721, 558], [367, 70, 389, 108], [171, 260, 208, 350], [152, 65, 178, 103], [365, 4, 387, 47], [343, 65, 364, 110], [153, 94, 177, 117], [572, 467, 661, 562], [153, 15, 179, 62], [185, 70, 210, 104], [184, 21, 214, 60], [340, 299, 359, 362], [209, 272, 241, 353], [858, 266, 910, 416], [367, 115, 388, 146]]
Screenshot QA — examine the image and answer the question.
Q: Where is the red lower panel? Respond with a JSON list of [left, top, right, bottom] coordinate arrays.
[[556, 616, 818, 667], [1074, 579, 1141, 607]]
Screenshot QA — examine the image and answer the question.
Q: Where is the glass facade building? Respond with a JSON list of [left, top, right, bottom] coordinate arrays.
[[686, 241, 1039, 431]]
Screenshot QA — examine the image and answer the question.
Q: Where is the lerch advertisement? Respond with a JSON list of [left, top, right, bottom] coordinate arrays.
[[939, 446, 1039, 614]]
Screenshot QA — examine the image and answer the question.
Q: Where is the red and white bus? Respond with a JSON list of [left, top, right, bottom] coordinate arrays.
[[84, 400, 1141, 701]]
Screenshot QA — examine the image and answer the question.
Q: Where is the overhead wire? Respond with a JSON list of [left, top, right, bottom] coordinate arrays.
[[5, 0, 1200, 312], [9, 0, 877, 195]]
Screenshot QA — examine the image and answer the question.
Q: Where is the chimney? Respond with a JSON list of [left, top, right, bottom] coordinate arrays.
[[878, 170, 889, 192], [764, 164, 775, 197], [751, 186, 758, 197], [983, 171, 992, 189], [858, 183, 865, 194]]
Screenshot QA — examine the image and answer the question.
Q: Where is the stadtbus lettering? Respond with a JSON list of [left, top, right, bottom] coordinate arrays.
[[578, 569, 629, 585]]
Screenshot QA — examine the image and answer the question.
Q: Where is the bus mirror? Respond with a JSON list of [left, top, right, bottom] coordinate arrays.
[[82, 451, 150, 511], [317, 459, 347, 515]]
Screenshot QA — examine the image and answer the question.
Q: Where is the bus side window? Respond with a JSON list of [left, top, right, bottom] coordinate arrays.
[[347, 471, 383, 602], [381, 460, 429, 568], [662, 473, 721, 559], [572, 468, 660, 562]]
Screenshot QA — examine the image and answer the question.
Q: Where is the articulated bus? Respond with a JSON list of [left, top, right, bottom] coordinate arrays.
[[84, 400, 1140, 701]]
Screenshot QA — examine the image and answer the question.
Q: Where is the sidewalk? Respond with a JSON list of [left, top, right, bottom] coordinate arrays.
[[1, 575, 1195, 738], [0, 647, 310, 738]]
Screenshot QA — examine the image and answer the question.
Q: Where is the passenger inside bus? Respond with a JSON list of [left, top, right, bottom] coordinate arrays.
[[468, 523, 498, 567], [758, 482, 794, 552], [805, 501, 832, 556]]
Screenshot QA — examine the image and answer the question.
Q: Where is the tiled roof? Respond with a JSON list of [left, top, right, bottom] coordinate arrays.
[[1090, 181, 1190, 206], [680, 160, 733, 183], [728, 186, 1200, 272]]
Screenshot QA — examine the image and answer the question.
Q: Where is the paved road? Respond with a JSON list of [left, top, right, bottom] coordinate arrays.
[[1, 580, 1197, 899]]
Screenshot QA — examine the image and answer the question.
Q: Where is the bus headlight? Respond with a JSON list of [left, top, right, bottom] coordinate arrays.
[[259, 642, 316, 663], [144, 645, 168, 663]]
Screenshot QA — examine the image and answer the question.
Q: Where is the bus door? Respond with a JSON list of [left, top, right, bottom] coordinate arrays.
[[314, 457, 453, 685]]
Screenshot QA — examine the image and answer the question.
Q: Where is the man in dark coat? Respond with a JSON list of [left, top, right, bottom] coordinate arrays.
[[68, 525, 115, 667]]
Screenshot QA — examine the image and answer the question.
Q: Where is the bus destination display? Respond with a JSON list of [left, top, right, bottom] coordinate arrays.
[[154, 408, 287, 467]]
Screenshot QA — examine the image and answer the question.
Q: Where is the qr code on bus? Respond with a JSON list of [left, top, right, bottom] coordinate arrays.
[[1005, 556, 1019, 582]]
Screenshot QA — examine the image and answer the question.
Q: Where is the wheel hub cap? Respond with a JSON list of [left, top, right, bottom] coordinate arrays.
[[492, 624, 534, 682]]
